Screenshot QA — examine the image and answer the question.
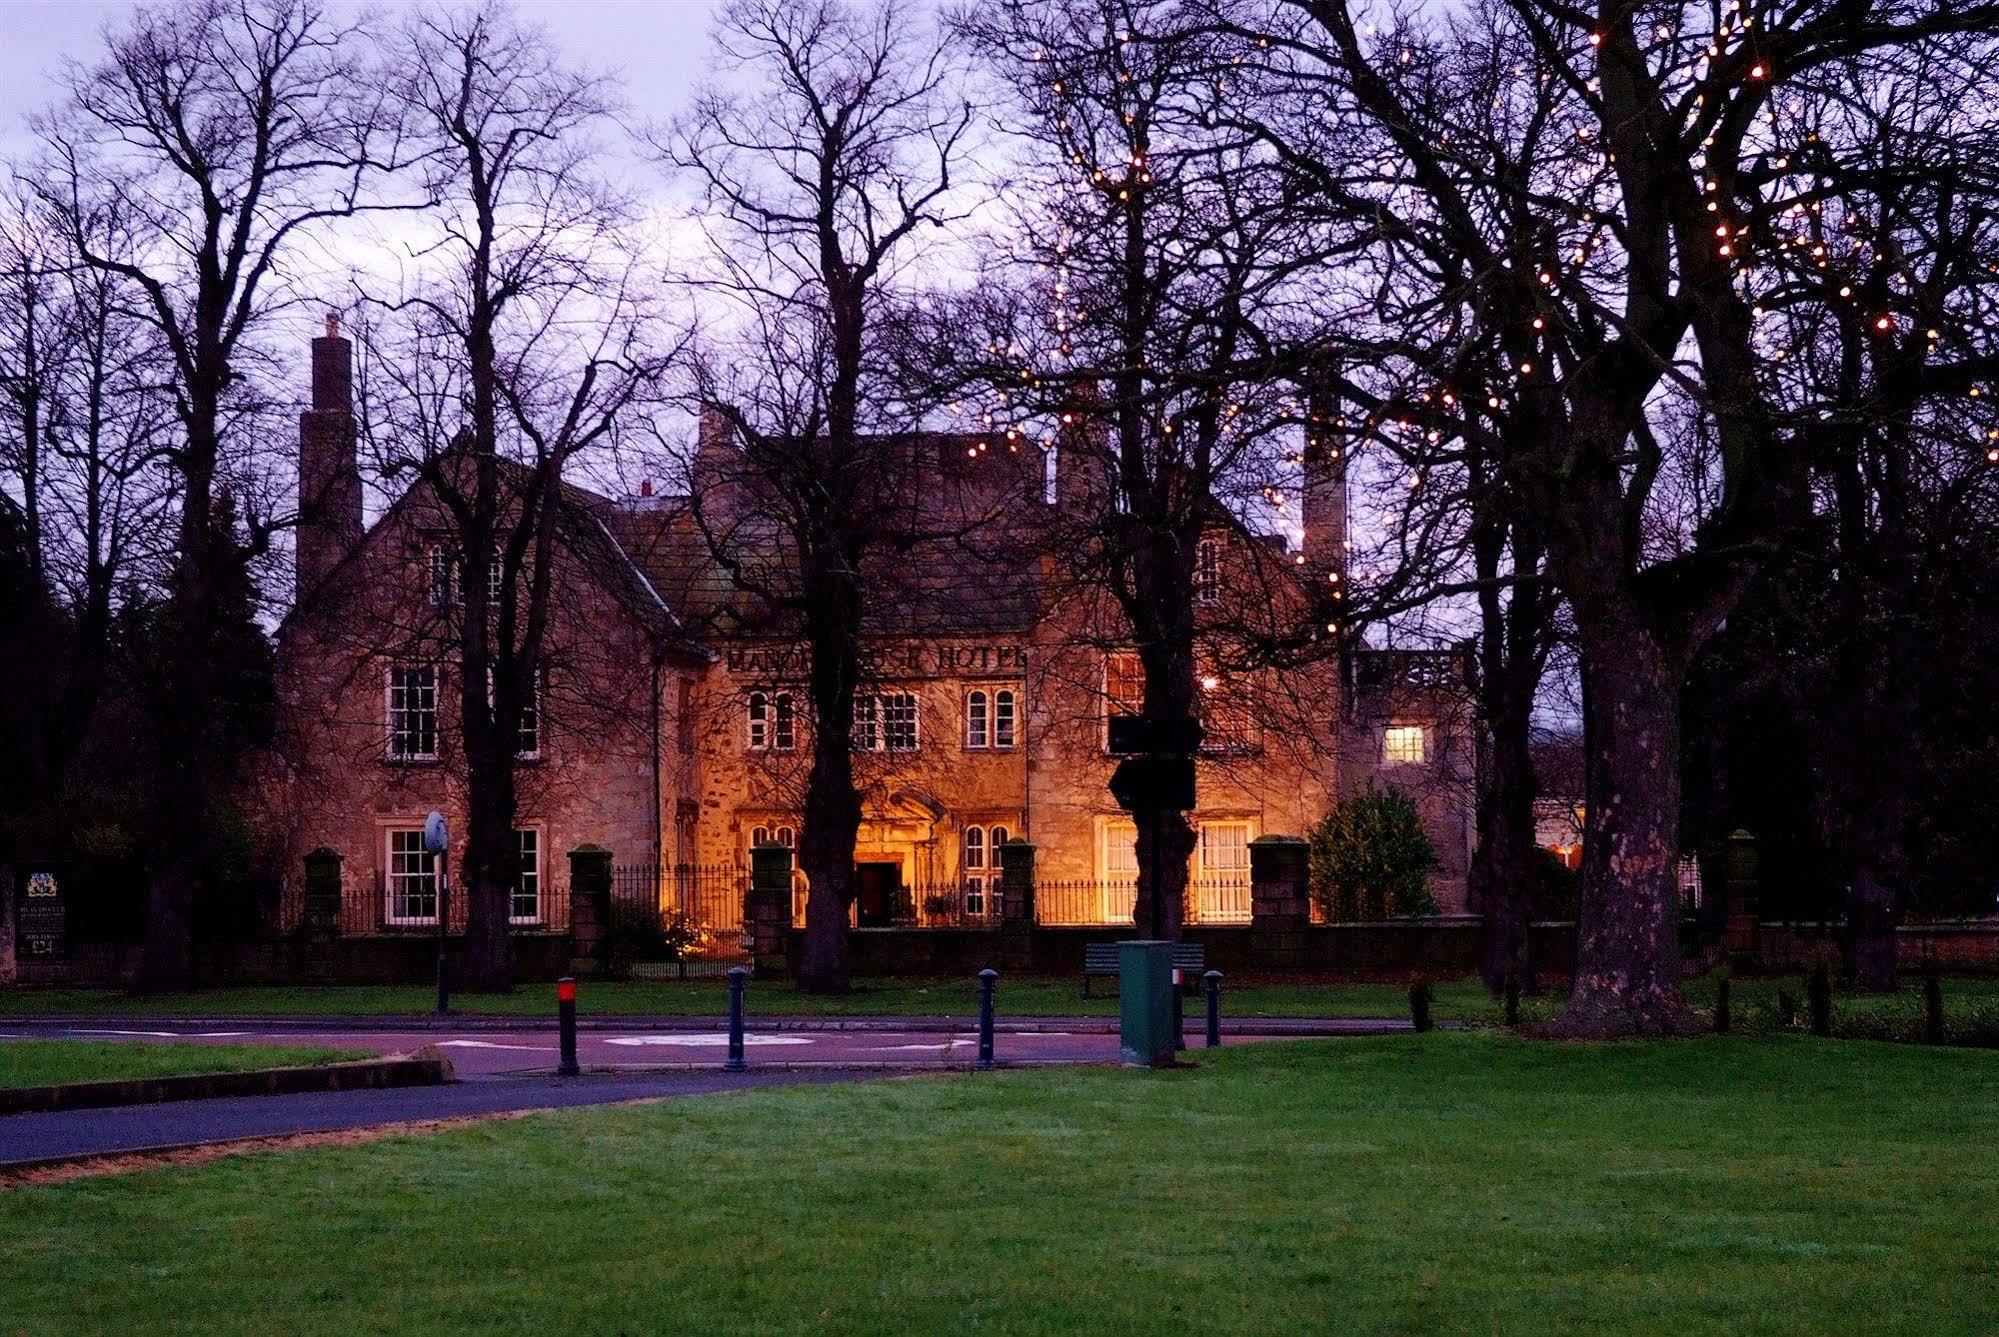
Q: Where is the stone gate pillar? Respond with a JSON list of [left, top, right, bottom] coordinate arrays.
[[1724, 829, 1761, 957], [748, 843, 794, 976], [998, 839, 1036, 972], [1249, 835, 1311, 970], [0, 865, 15, 989], [568, 844, 613, 976]]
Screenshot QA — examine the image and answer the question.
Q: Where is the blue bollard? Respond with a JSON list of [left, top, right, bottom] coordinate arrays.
[[725, 966, 748, 1072], [977, 968, 998, 1070]]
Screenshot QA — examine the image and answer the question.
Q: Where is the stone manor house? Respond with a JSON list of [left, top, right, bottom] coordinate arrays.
[[267, 324, 1474, 949]]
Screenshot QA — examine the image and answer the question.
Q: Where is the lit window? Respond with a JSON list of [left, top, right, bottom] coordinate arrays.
[[387, 829, 438, 925], [1198, 821, 1253, 879], [387, 665, 438, 761], [965, 689, 990, 748], [964, 825, 987, 915], [426, 543, 457, 606], [854, 692, 918, 751], [1104, 651, 1143, 744], [994, 690, 1017, 748], [748, 690, 793, 751], [1384, 725, 1427, 763], [511, 828, 541, 923], [1198, 671, 1255, 752], [750, 824, 796, 850], [1195, 536, 1222, 605], [1098, 819, 1139, 881]]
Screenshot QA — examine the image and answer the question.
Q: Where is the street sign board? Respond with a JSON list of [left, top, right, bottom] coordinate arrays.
[[1110, 755, 1197, 812], [1106, 715, 1205, 757]]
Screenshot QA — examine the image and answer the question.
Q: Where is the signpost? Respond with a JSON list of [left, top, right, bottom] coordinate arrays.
[[425, 811, 450, 1015]]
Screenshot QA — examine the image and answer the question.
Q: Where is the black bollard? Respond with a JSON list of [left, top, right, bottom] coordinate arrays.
[[1172, 968, 1186, 1051], [725, 966, 748, 1072], [977, 968, 998, 1070], [556, 976, 580, 1076], [1204, 970, 1222, 1048]]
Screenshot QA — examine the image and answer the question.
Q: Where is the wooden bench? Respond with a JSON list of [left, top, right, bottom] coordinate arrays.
[[1082, 942, 1206, 997]]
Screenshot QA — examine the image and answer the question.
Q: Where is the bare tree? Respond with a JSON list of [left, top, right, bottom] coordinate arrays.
[[662, 0, 975, 993], [356, 2, 674, 992], [31, 0, 401, 990], [958, 0, 1335, 937], [1216, 0, 1999, 1034]]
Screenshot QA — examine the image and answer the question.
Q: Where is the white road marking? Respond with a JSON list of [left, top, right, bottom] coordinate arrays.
[[603, 1034, 814, 1048], [433, 1040, 553, 1052], [66, 1028, 253, 1039]]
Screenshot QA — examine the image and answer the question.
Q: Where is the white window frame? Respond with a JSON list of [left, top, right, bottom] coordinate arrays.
[[426, 543, 457, 606], [385, 828, 439, 926], [993, 689, 1017, 749], [1096, 817, 1140, 882], [1197, 820, 1255, 880], [511, 827, 543, 925], [748, 691, 771, 751], [1102, 652, 1143, 749], [387, 665, 438, 762], [965, 689, 990, 749], [1195, 536, 1222, 605], [854, 692, 919, 752], [489, 666, 541, 761], [1383, 724, 1427, 764], [487, 556, 505, 604]]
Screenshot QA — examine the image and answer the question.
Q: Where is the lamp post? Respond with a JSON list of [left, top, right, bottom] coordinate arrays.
[[425, 811, 451, 1015]]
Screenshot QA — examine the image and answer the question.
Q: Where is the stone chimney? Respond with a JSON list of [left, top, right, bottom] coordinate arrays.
[[296, 313, 361, 604], [1055, 380, 1111, 511], [1301, 375, 1348, 574], [691, 401, 735, 495]]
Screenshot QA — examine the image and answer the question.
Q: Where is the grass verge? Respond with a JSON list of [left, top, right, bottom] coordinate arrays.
[[0, 1041, 371, 1090], [1, 1033, 1994, 1333]]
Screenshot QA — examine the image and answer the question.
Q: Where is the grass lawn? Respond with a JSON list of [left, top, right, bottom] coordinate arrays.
[[2, 1033, 1994, 1333], [4, 972, 1998, 1035], [0, 1040, 369, 1090]]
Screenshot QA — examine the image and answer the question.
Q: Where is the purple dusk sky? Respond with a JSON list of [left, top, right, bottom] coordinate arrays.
[[0, 0, 727, 158]]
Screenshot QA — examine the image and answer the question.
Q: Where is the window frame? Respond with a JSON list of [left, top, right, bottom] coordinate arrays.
[[1383, 724, 1427, 764], [488, 666, 541, 761], [993, 688, 1017, 749], [854, 691, 919, 752], [964, 688, 990, 749], [1194, 535, 1222, 605], [386, 664, 439, 763], [385, 828, 439, 926], [1197, 820, 1255, 880], [510, 827, 543, 925]]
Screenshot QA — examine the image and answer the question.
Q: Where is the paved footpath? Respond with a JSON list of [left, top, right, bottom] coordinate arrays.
[[0, 1068, 871, 1167]]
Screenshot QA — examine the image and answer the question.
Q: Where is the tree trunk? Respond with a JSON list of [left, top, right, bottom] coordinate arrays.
[[461, 752, 517, 993], [1474, 701, 1540, 994], [1133, 805, 1197, 941], [1844, 864, 1898, 992], [1548, 633, 1700, 1036], [796, 560, 863, 994], [796, 718, 861, 993]]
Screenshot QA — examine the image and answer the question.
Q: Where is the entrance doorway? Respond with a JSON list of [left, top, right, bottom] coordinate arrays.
[[855, 861, 902, 927]]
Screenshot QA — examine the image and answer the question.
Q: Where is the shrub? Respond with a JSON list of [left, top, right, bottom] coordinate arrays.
[[1308, 784, 1438, 921]]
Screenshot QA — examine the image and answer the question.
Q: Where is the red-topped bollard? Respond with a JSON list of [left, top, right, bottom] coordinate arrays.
[[557, 976, 580, 1076]]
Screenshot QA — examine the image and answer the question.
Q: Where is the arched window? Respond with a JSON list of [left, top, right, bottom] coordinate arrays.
[[965, 689, 989, 748], [747, 692, 769, 750], [772, 693, 795, 751], [993, 690, 1017, 748], [750, 824, 770, 848], [963, 825, 988, 916]]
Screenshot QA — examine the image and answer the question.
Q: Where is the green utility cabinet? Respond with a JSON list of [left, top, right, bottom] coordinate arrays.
[[1118, 940, 1178, 1067]]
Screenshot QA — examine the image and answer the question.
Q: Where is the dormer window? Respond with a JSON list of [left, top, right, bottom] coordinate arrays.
[[1195, 536, 1222, 605], [1384, 724, 1427, 764], [425, 543, 458, 606]]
